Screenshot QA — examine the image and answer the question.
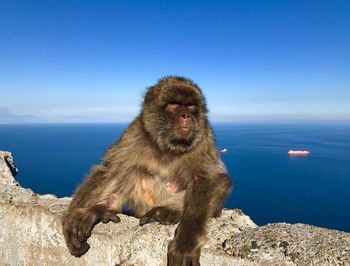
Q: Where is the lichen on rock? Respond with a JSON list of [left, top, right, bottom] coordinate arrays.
[[223, 223, 350, 265]]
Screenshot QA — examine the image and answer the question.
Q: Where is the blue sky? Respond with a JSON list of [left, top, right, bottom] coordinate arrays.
[[0, 0, 349, 123]]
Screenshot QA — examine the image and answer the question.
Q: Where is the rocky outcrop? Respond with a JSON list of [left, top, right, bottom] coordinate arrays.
[[0, 151, 18, 186], [0, 151, 349, 265]]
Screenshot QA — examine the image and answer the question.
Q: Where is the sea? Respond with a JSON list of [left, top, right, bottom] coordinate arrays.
[[0, 123, 349, 232]]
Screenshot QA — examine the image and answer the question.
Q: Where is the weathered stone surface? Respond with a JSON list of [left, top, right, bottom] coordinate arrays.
[[0, 151, 350, 266], [223, 223, 350, 266]]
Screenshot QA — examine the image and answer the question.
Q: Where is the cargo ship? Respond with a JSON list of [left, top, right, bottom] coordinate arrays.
[[288, 150, 311, 156]]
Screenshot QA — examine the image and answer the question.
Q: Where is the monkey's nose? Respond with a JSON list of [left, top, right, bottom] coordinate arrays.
[[181, 113, 190, 119]]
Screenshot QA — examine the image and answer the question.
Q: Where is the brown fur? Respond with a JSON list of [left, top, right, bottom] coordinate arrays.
[[61, 76, 233, 265]]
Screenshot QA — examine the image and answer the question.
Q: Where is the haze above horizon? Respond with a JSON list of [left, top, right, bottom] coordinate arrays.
[[0, 1, 349, 123]]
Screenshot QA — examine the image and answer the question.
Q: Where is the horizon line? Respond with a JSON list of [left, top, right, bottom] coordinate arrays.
[[1, 119, 350, 125]]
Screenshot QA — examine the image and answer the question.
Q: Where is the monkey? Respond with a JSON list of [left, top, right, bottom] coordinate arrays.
[[62, 76, 233, 265]]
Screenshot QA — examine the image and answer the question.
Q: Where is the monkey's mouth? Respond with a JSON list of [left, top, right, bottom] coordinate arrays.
[[180, 127, 190, 134], [177, 127, 192, 139], [170, 127, 194, 148]]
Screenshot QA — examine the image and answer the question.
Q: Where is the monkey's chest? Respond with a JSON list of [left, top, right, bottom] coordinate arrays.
[[137, 157, 193, 203], [140, 159, 189, 187], [140, 173, 186, 195]]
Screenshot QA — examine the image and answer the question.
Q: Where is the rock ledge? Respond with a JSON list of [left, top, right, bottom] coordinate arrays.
[[0, 151, 349, 265]]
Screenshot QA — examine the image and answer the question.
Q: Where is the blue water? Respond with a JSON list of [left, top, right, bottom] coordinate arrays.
[[0, 123, 349, 232]]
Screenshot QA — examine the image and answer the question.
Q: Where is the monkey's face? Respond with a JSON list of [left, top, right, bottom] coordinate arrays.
[[164, 95, 198, 146], [142, 77, 208, 153]]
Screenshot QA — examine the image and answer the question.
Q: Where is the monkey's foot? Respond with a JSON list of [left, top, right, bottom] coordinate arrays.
[[139, 206, 182, 226]]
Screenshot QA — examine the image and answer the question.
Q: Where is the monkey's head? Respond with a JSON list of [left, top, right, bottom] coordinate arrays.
[[142, 76, 208, 153]]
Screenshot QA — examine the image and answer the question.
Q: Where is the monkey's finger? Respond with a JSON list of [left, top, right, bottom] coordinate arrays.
[[168, 214, 181, 225], [77, 229, 87, 242], [103, 210, 120, 223], [163, 212, 181, 225], [167, 253, 191, 266], [71, 227, 78, 238], [154, 210, 166, 222], [78, 223, 95, 241], [139, 215, 156, 226], [164, 217, 173, 225], [190, 249, 201, 266], [85, 230, 92, 239], [109, 214, 121, 223], [161, 213, 173, 225], [64, 227, 84, 253], [76, 217, 90, 241], [78, 214, 98, 241], [101, 216, 109, 223], [70, 235, 86, 250], [71, 219, 81, 240], [190, 255, 200, 266], [71, 241, 90, 257], [101, 211, 121, 224], [182, 256, 195, 266]]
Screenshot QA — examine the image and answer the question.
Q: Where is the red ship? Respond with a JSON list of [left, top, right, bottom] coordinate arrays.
[[288, 150, 311, 156]]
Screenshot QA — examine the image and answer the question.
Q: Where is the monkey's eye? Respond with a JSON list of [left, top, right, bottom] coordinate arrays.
[[169, 101, 179, 106], [165, 102, 179, 112], [186, 103, 196, 111]]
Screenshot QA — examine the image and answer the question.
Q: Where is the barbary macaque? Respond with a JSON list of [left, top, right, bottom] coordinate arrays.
[[62, 76, 232, 265]]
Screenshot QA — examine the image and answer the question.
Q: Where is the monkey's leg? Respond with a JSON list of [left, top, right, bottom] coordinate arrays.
[[139, 191, 185, 226], [139, 206, 182, 225], [62, 165, 123, 257], [139, 184, 185, 226], [210, 173, 233, 217]]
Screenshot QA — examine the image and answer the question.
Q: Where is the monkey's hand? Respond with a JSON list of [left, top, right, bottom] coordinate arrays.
[[62, 205, 120, 257], [167, 238, 201, 266], [139, 206, 182, 226]]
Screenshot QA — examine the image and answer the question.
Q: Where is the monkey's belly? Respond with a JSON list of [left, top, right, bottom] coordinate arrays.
[[135, 177, 183, 216]]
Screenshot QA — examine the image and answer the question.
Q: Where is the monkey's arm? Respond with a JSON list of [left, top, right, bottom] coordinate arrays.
[[167, 175, 218, 266], [62, 163, 121, 257]]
